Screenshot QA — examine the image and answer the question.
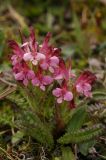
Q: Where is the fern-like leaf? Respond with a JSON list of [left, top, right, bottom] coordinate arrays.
[[87, 103, 105, 113], [58, 124, 104, 144], [92, 90, 106, 101], [7, 92, 29, 109], [16, 110, 54, 148], [66, 106, 87, 132]]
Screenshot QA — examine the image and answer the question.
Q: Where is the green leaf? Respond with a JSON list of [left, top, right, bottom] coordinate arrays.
[[0, 106, 13, 126], [7, 92, 29, 109], [92, 90, 106, 101], [12, 131, 24, 145], [61, 147, 76, 160], [17, 111, 54, 148], [79, 140, 96, 156], [67, 106, 87, 132], [58, 124, 103, 144]]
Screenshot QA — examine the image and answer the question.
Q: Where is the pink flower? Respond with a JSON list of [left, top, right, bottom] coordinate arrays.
[[32, 69, 53, 91], [40, 55, 59, 72], [8, 40, 24, 65], [39, 33, 60, 72], [23, 52, 45, 65], [13, 63, 35, 86], [39, 32, 52, 53], [53, 59, 75, 81], [75, 71, 96, 97], [21, 28, 38, 53], [9, 29, 46, 67], [21, 29, 46, 65], [52, 86, 73, 104], [9, 29, 60, 71]]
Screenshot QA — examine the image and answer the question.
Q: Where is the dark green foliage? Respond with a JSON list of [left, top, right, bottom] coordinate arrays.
[[7, 92, 29, 109], [0, 104, 13, 126], [58, 124, 104, 144], [0, 81, 105, 159], [92, 90, 106, 101], [66, 106, 88, 132], [16, 110, 54, 148]]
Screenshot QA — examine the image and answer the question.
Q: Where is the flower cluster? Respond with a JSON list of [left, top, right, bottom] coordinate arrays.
[[9, 29, 96, 107]]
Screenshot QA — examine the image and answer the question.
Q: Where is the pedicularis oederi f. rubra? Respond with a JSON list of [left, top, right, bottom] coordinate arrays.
[[8, 28, 96, 108]]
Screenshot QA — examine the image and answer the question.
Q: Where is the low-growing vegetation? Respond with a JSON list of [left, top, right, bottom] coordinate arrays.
[[0, 0, 106, 159]]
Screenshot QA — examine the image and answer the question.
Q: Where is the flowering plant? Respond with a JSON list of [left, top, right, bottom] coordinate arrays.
[[9, 28, 96, 108], [7, 29, 104, 159]]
